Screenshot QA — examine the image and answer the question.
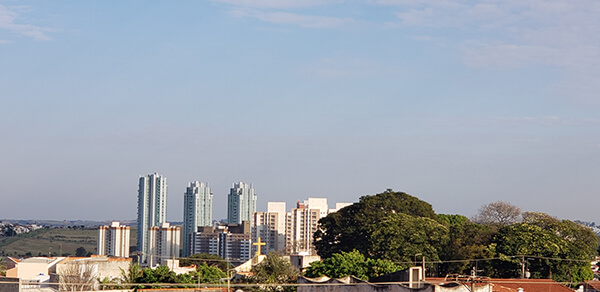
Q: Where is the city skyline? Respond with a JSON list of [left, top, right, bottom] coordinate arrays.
[[2, 1, 598, 223]]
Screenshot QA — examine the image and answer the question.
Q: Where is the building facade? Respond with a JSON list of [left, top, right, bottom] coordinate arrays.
[[98, 221, 130, 258], [148, 222, 180, 267], [182, 181, 213, 257], [285, 198, 329, 255], [227, 182, 257, 224], [251, 202, 286, 255], [137, 173, 168, 264], [189, 223, 251, 266]]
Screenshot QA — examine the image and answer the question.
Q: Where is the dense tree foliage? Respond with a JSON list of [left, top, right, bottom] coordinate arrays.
[[489, 213, 598, 282], [437, 214, 495, 276], [314, 189, 440, 259], [179, 253, 231, 272], [370, 213, 448, 265], [314, 192, 598, 282], [304, 250, 399, 280], [196, 263, 227, 283], [236, 252, 300, 292]]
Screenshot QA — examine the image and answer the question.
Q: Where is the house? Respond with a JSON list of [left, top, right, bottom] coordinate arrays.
[[5, 257, 65, 282], [583, 281, 600, 292], [489, 279, 574, 292], [299, 273, 492, 292], [53, 256, 131, 290]]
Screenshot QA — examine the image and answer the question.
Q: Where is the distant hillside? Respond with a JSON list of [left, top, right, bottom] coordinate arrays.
[[0, 219, 137, 228], [0, 227, 137, 258]]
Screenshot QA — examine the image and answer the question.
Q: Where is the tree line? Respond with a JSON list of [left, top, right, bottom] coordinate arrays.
[[313, 190, 599, 283]]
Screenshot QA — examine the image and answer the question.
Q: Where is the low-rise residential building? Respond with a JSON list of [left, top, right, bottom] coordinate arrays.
[[5, 257, 64, 282]]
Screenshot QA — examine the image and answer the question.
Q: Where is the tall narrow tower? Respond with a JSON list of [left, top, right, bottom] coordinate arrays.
[[227, 182, 257, 224], [182, 181, 213, 257], [137, 173, 167, 264]]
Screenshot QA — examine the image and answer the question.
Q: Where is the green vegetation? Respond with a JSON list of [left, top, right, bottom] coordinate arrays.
[[0, 257, 6, 276], [314, 190, 599, 283], [305, 250, 399, 280], [0, 228, 96, 257], [314, 189, 444, 260], [179, 253, 231, 271], [236, 252, 301, 292], [0, 226, 137, 258], [119, 262, 226, 290]]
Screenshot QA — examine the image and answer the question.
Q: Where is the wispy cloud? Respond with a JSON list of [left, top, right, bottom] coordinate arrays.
[[0, 5, 53, 41], [375, 0, 600, 105], [231, 9, 355, 28], [493, 116, 600, 127], [214, 0, 343, 9], [215, 0, 354, 29], [299, 58, 382, 78]]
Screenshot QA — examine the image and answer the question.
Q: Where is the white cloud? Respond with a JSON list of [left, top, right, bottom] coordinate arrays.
[[0, 5, 52, 41], [0, 39, 13, 44], [231, 9, 355, 28]]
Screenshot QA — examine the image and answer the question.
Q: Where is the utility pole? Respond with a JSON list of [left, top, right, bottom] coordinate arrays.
[[521, 255, 525, 279]]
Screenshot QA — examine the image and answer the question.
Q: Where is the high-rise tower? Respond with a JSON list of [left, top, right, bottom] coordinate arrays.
[[182, 181, 213, 256], [137, 173, 167, 264], [227, 182, 257, 224]]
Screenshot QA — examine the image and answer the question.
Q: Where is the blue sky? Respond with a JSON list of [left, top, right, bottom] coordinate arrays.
[[1, 0, 598, 222]]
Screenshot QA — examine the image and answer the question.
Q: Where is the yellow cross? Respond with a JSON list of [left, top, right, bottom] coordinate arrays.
[[253, 237, 266, 257]]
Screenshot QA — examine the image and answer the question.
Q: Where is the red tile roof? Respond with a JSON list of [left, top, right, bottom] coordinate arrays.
[[490, 278, 574, 292]]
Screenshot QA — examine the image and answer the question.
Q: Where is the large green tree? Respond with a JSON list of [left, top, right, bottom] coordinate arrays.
[[304, 250, 399, 280], [437, 214, 495, 276], [489, 214, 598, 283], [370, 213, 448, 265], [314, 189, 440, 259]]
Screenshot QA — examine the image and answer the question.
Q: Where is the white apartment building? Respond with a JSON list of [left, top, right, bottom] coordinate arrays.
[[137, 173, 167, 265], [148, 222, 180, 268], [227, 182, 257, 224], [182, 181, 213, 257], [251, 202, 286, 255], [98, 221, 130, 258]]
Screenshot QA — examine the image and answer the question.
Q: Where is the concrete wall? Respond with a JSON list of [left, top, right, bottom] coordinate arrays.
[[5, 263, 49, 280], [0, 276, 20, 292]]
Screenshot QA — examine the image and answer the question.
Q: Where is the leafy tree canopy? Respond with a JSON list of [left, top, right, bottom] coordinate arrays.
[[236, 252, 300, 292], [437, 214, 495, 276], [196, 263, 227, 283], [489, 213, 598, 283], [314, 189, 439, 259], [304, 250, 399, 280], [179, 253, 231, 272]]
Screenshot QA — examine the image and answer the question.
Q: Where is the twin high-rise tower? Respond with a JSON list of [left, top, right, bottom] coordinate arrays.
[[182, 181, 213, 257], [137, 174, 257, 260], [227, 182, 257, 224]]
